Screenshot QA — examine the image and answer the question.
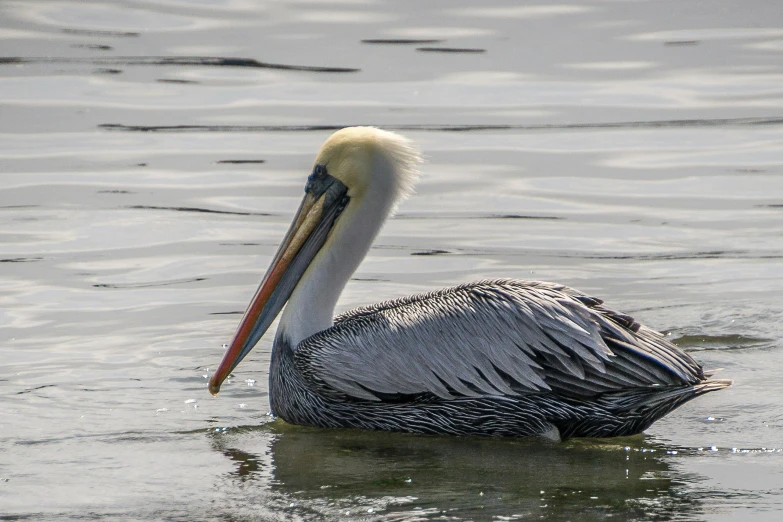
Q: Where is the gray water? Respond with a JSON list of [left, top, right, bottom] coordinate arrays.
[[2, 0, 783, 520]]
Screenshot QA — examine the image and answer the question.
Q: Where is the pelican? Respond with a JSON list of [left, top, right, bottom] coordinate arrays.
[[209, 127, 730, 440]]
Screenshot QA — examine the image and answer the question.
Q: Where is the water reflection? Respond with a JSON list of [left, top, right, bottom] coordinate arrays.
[[209, 423, 705, 520], [0, 55, 359, 73]]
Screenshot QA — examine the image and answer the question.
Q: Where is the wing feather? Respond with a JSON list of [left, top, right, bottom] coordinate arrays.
[[294, 279, 703, 402]]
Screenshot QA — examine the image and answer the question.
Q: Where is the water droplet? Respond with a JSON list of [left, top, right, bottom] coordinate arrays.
[[156, 408, 168, 413], [184, 399, 196, 404], [711, 446, 718, 451], [367, 508, 374, 513], [246, 379, 255, 386], [239, 403, 246, 408]]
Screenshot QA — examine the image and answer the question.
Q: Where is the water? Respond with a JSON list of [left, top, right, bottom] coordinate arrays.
[[2, 0, 783, 520]]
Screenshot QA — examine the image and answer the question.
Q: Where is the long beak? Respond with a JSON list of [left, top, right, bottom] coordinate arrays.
[[209, 178, 348, 395]]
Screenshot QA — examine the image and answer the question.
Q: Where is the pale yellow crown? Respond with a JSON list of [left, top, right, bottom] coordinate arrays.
[[314, 127, 421, 202]]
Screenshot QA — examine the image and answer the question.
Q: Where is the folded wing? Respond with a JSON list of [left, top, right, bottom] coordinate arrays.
[[294, 279, 705, 402]]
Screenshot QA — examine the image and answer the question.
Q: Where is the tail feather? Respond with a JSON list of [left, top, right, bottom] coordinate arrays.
[[556, 379, 732, 439], [694, 378, 733, 393], [600, 378, 732, 412]]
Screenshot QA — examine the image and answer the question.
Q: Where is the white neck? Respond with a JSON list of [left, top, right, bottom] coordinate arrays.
[[276, 154, 403, 348]]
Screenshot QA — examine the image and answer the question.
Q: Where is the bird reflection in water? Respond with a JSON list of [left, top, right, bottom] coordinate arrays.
[[207, 423, 705, 520]]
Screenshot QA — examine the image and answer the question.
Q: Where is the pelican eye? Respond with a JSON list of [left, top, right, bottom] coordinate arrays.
[[305, 164, 333, 196]]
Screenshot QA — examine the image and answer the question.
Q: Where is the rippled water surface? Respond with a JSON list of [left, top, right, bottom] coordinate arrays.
[[2, 0, 783, 520]]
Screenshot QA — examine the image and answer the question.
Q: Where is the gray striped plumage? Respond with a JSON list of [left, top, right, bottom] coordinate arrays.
[[269, 278, 729, 439]]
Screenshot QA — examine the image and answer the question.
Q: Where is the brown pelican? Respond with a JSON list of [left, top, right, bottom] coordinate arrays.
[[209, 127, 730, 440]]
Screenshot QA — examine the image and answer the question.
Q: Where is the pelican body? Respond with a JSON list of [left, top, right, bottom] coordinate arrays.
[[209, 127, 730, 440]]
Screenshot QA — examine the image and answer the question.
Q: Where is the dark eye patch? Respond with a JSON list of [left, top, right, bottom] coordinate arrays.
[[305, 164, 332, 195]]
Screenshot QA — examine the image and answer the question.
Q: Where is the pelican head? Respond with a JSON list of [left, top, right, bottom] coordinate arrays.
[[209, 127, 420, 395]]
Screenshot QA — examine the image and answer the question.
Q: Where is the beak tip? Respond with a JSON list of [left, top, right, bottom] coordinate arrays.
[[208, 378, 221, 396]]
